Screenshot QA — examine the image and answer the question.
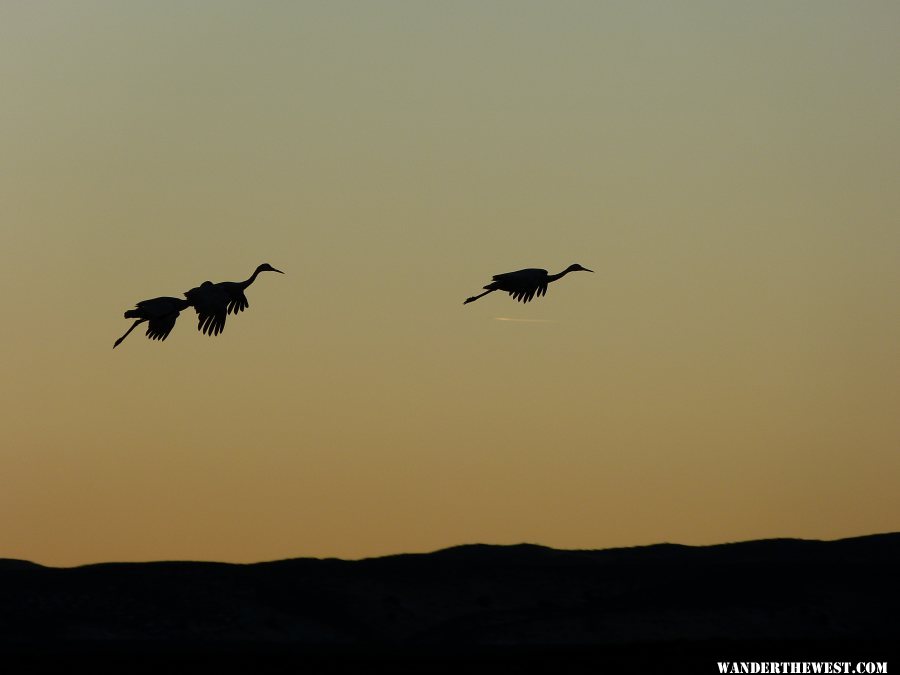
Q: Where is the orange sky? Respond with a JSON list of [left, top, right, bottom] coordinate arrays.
[[2, 2, 899, 566]]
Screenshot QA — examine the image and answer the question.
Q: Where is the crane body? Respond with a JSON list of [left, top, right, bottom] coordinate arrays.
[[185, 263, 284, 336], [464, 264, 593, 305]]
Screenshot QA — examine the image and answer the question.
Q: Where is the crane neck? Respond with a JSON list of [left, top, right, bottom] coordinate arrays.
[[241, 268, 262, 289], [546, 268, 572, 283]]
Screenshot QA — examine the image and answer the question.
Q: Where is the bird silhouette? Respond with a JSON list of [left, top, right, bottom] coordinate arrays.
[[463, 264, 593, 305], [185, 264, 284, 336], [113, 296, 191, 348]]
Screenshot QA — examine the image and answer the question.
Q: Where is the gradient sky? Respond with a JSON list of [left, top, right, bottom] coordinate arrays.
[[2, 1, 899, 566]]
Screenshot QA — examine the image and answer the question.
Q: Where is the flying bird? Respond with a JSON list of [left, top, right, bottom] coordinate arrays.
[[113, 296, 191, 348], [185, 263, 284, 336], [463, 264, 593, 305]]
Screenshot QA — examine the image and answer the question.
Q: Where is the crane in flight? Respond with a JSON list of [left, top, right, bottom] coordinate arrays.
[[113, 296, 191, 348], [185, 263, 284, 336], [463, 264, 593, 305]]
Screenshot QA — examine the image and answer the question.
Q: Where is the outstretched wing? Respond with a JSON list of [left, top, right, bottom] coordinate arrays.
[[227, 297, 248, 315], [218, 282, 249, 315], [185, 282, 228, 336], [494, 268, 549, 303], [509, 286, 541, 303], [145, 313, 179, 341]]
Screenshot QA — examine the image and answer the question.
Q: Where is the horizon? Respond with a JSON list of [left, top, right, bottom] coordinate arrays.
[[5, 528, 898, 570], [3, 1, 899, 567]]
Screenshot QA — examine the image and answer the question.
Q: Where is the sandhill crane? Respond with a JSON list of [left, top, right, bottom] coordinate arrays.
[[184, 264, 284, 336], [113, 297, 191, 348], [463, 264, 593, 305]]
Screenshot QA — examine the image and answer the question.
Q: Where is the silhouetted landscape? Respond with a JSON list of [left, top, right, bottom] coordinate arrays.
[[3, 533, 897, 671]]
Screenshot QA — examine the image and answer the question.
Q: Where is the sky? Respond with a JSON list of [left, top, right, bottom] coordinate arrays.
[[2, 1, 898, 566]]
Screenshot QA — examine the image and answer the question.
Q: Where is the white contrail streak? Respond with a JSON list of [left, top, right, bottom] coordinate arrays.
[[493, 317, 557, 323]]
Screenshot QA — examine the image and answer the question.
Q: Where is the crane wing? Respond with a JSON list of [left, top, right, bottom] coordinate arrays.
[[509, 286, 541, 303], [228, 288, 250, 314], [185, 282, 228, 337], [218, 282, 249, 315], [145, 313, 179, 342], [226, 297, 248, 315], [491, 268, 548, 303]]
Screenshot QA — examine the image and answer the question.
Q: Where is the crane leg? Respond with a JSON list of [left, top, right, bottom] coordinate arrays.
[[114, 319, 146, 349], [463, 289, 496, 305]]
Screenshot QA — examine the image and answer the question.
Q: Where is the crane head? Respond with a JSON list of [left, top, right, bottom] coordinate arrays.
[[257, 263, 285, 274], [567, 264, 594, 273]]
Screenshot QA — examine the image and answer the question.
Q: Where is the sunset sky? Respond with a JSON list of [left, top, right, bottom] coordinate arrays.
[[2, 2, 898, 566]]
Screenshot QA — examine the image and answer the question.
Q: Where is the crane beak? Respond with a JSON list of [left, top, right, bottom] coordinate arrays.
[[583, 267, 594, 273], [273, 267, 285, 274]]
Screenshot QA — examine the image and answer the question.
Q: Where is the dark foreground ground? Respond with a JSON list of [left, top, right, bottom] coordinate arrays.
[[2, 533, 897, 672]]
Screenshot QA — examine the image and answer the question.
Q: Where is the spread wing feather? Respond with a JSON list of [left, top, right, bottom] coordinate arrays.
[[185, 282, 228, 337], [146, 314, 178, 341], [509, 287, 538, 303], [218, 281, 250, 315], [226, 294, 249, 315]]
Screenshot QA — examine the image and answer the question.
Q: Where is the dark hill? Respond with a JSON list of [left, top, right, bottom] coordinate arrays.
[[3, 533, 897, 671]]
